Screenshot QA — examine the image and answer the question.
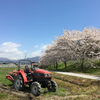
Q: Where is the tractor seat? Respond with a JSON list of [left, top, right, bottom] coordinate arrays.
[[24, 66, 33, 80], [24, 66, 30, 73]]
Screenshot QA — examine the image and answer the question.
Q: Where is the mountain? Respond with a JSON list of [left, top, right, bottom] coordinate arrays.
[[0, 57, 11, 61], [26, 56, 40, 62], [0, 56, 40, 63]]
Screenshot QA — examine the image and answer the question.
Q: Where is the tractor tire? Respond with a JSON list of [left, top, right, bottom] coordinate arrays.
[[31, 82, 42, 96], [48, 80, 57, 92], [13, 75, 24, 91]]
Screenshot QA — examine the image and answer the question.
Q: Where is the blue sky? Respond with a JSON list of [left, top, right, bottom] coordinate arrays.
[[0, 0, 100, 59]]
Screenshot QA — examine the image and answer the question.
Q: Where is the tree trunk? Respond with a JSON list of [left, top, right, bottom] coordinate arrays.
[[81, 58, 84, 70], [56, 62, 58, 69], [49, 65, 51, 68], [64, 62, 67, 69], [54, 63, 55, 68]]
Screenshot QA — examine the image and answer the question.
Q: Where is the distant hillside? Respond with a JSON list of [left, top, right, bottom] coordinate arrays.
[[0, 56, 40, 63], [0, 57, 11, 61], [26, 56, 40, 62]]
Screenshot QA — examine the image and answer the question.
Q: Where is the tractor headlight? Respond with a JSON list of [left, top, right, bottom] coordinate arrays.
[[44, 74, 52, 76], [35, 73, 52, 77], [44, 74, 47, 76], [49, 74, 52, 76]]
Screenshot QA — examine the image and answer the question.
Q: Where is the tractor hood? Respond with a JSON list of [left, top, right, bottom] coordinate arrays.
[[35, 69, 51, 74]]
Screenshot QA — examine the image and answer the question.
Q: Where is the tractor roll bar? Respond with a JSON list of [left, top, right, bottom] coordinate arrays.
[[18, 60, 32, 71]]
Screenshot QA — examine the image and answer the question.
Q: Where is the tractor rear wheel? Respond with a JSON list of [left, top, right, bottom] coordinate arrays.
[[48, 80, 57, 92], [13, 75, 24, 91], [31, 82, 42, 96]]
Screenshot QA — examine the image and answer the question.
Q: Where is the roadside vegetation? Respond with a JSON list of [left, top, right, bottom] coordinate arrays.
[[0, 67, 100, 100], [39, 27, 100, 77], [43, 59, 100, 75]]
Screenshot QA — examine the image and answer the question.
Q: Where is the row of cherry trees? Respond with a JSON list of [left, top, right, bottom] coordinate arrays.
[[39, 27, 100, 70]]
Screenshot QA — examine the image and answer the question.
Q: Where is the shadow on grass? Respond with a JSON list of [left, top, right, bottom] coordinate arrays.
[[2, 83, 30, 93], [3, 83, 13, 87], [90, 80, 100, 86], [23, 86, 30, 93], [67, 80, 89, 87], [42, 90, 48, 94]]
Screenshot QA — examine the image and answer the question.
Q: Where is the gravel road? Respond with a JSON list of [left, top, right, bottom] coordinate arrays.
[[47, 70, 100, 80]]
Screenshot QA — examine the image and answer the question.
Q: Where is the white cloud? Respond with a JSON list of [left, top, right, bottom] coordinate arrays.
[[31, 45, 47, 57], [0, 42, 47, 59], [0, 42, 24, 59], [24, 50, 27, 52], [34, 45, 39, 48]]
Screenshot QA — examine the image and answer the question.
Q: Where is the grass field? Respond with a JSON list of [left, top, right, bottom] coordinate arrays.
[[46, 60, 100, 76], [0, 67, 100, 100]]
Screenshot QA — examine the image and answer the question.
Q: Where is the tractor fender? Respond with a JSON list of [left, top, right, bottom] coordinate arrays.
[[19, 71, 27, 84]]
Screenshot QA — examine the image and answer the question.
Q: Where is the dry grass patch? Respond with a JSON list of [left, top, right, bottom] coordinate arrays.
[[51, 72, 100, 96], [51, 72, 99, 86], [0, 67, 100, 99]]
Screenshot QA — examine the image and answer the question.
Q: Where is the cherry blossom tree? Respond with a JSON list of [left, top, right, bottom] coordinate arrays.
[[39, 27, 100, 70]]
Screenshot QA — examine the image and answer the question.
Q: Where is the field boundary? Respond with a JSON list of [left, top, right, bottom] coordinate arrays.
[[47, 70, 100, 80], [0, 87, 90, 100]]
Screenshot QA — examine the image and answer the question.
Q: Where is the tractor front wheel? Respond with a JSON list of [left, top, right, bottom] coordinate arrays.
[[48, 80, 57, 92], [31, 82, 42, 96], [13, 75, 24, 91]]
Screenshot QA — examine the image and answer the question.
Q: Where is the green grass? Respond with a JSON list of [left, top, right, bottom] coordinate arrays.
[[45, 60, 100, 75], [0, 70, 13, 86], [0, 67, 100, 99], [0, 91, 23, 100], [0, 67, 17, 71], [51, 72, 100, 96], [0, 92, 8, 99], [41, 88, 67, 97]]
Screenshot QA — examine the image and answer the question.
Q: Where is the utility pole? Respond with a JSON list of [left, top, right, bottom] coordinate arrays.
[[25, 53, 27, 65]]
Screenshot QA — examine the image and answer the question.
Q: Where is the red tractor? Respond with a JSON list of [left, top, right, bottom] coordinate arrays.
[[6, 60, 57, 96]]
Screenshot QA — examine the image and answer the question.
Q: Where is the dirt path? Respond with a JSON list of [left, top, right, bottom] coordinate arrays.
[[0, 88, 26, 97], [0, 86, 36, 100], [47, 70, 100, 80]]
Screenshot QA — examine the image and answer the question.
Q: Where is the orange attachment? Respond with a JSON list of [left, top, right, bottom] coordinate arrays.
[[6, 74, 14, 82]]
